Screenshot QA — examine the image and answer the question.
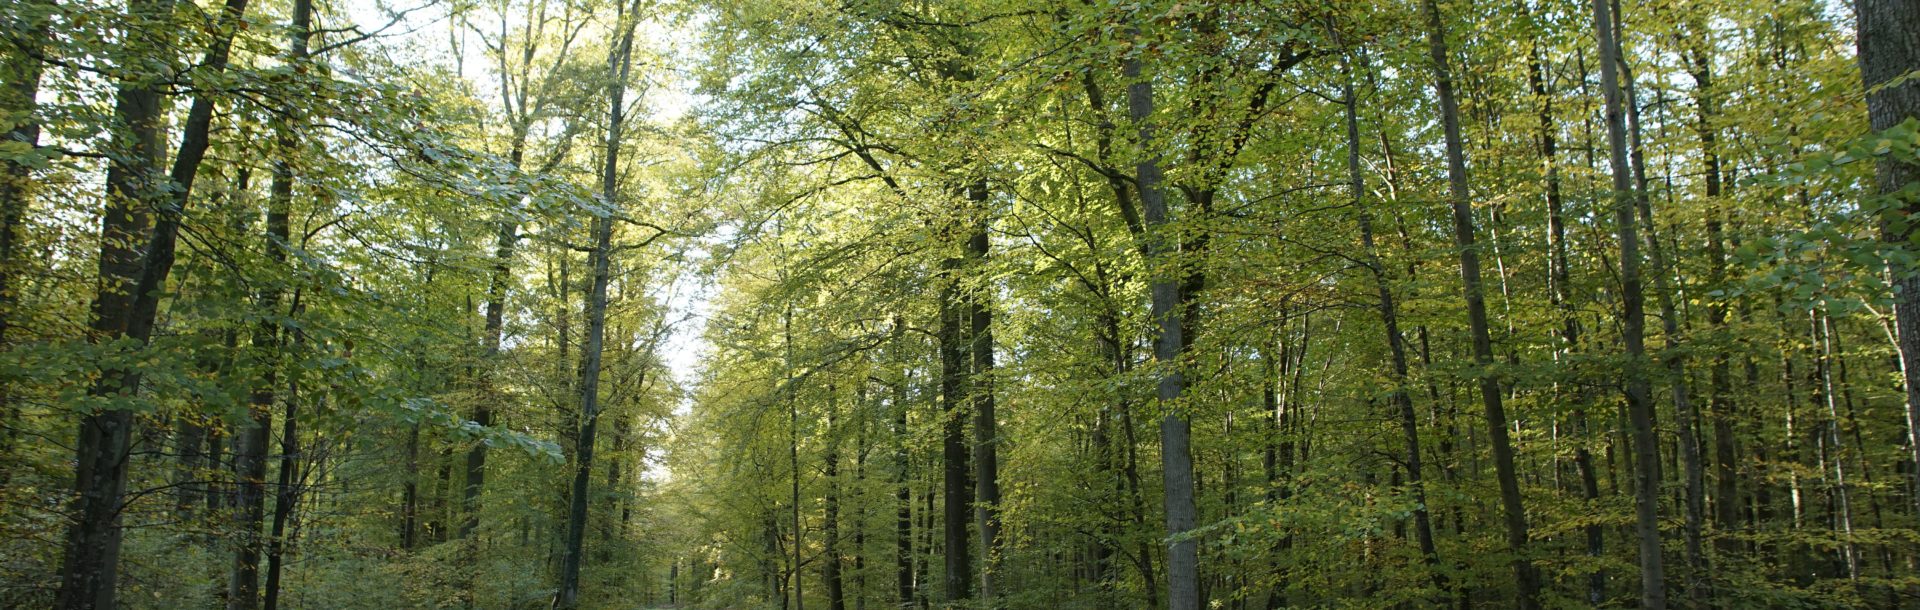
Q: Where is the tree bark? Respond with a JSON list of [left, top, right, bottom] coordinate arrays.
[[966, 184, 1003, 605], [1340, 47, 1445, 600], [1856, 0, 1920, 523], [1081, 72, 1158, 607], [465, 113, 533, 553], [892, 326, 915, 605], [58, 0, 249, 604], [402, 421, 422, 550], [229, 4, 300, 604], [937, 249, 972, 603], [55, 0, 172, 598], [1419, 0, 1540, 606], [1681, 20, 1744, 566], [554, 1, 640, 604], [1530, 24, 1607, 604], [263, 328, 308, 610], [1613, 15, 1707, 596], [786, 307, 805, 610], [1123, 28, 1200, 610], [825, 393, 847, 610], [1591, 0, 1666, 605], [258, 3, 312, 606]]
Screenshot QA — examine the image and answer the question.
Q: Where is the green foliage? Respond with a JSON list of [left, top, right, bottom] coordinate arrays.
[[2, 0, 1918, 608]]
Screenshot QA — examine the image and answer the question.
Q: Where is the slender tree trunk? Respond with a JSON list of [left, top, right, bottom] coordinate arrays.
[[228, 4, 301, 603], [1419, 0, 1540, 606], [786, 306, 806, 610], [892, 335, 915, 605], [967, 185, 1003, 605], [826, 394, 847, 610], [1341, 48, 1446, 601], [1856, 0, 1920, 523], [1081, 71, 1158, 607], [263, 330, 305, 610], [464, 202, 518, 602], [465, 137, 528, 555], [1813, 313, 1861, 578], [259, 4, 312, 606], [553, 160, 610, 609], [554, 1, 639, 604], [938, 251, 972, 604], [1615, 20, 1707, 597], [768, 512, 789, 610], [1093, 313, 1123, 594], [1530, 26, 1607, 604], [402, 422, 422, 550], [463, 222, 511, 528], [1684, 24, 1744, 565], [1123, 27, 1200, 610], [229, 252, 280, 610], [1591, 0, 1667, 605], [854, 386, 869, 610]]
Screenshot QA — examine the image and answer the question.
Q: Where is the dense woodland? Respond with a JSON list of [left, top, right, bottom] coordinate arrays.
[[2, 0, 1920, 608]]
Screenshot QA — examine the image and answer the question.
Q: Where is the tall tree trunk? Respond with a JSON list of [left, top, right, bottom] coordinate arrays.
[[1530, 24, 1607, 603], [228, 195, 280, 610], [1813, 313, 1860, 578], [259, 4, 312, 607], [826, 393, 847, 610], [1614, 15, 1707, 595], [1683, 21, 1744, 566], [463, 219, 512, 534], [1419, 0, 1540, 606], [938, 251, 972, 603], [1080, 71, 1158, 607], [767, 512, 789, 610], [1123, 26, 1200, 610], [1591, 0, 1667, 605], [263, 327, 307, 610], [229, 3, 300, 604], [786, 306, 806, 610], [1340, 47, 1445, 600], [1856, 0, 1920, 523], [464, 210, 518, 606], [854, 402, 868, 610], [465, 135, 528, 555], [892, 332, 915, 605], [967, 184, 1003, 605], [58, 0, 248, 604], [1092, 313, 1123, 594], [54, 0, 172, 601], [402, 421, 422, 550], [554, 1, 639, 604]]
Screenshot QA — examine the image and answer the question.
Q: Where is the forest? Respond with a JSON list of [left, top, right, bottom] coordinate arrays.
[[2, 0, 1919, 608]]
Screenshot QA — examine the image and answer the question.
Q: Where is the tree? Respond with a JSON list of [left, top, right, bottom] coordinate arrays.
[[1591, 0, 1665, 605], [1858, 0, 1920, 522], [553, 0, 645, 606], [2, 1, 1916, 609], [1121, 18, 1200, 610], [1419, 0, 1540, 605]]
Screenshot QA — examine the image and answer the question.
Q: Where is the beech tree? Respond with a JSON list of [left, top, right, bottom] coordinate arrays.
[[0, 0, 1916, 608]]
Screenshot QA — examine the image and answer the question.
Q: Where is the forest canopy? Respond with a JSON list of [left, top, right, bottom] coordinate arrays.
[[2, 0, 1920, 608]]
